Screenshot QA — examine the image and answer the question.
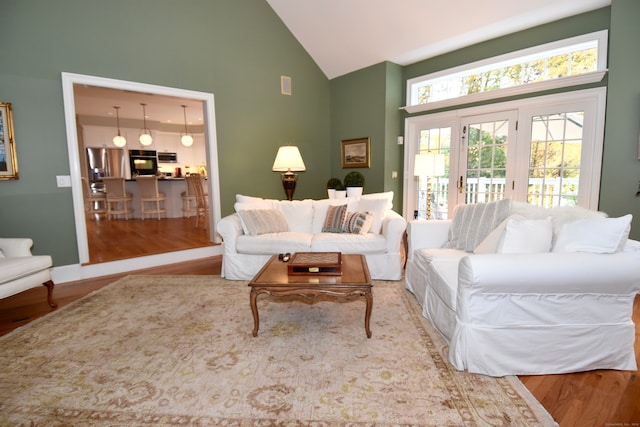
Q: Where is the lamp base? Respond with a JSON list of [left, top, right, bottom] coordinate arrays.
[[281, 173, 297, 201]]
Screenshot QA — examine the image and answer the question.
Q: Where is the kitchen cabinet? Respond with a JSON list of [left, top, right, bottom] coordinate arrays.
[[82, 125, 131, 149], [155, 131, 178, 153]]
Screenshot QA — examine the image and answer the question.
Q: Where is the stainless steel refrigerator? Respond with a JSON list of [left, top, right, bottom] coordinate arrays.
[[86, 147, 126, 193]]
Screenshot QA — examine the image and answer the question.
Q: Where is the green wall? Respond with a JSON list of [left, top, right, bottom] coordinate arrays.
[[600, 0, 640, 238], [0, 0, 330, 265], [2, 1, 639, 270], [329, 62, 404, 212]]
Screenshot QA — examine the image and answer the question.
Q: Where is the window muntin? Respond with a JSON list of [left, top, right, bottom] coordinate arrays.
[[407, 31, 607, 109], [527, 112, 584, 207]]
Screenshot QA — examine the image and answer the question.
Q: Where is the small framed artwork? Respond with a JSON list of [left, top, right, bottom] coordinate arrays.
[[0, 102, 18, 180], [341, 137, 370, 168]]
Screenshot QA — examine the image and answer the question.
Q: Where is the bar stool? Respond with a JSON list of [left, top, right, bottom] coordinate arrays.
[[102, 177, 133, 220], [186, 174, 209, 229], [181, 180, 197, 218], [135, 176, 166, 220], [81, 177, 106, 220]]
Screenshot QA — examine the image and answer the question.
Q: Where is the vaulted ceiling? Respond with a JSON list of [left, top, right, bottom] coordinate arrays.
[[265, 0, 611, 79]]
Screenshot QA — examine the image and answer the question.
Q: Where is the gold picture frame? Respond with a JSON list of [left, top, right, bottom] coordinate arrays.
[[0, 102, 18, 180], [341, 137, 370, 168]]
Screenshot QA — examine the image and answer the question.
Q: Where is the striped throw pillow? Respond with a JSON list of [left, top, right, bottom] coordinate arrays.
[[237, 209, 288, 236], [322, 204, 347, 233]]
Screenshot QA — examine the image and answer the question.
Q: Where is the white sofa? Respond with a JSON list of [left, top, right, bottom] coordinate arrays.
[[406, 199, 640, 377], [217, 192, 407, 280], [0, 238, 57, 308]]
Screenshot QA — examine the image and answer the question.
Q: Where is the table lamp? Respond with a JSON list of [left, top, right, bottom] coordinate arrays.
[[272, 146, 306, 200]]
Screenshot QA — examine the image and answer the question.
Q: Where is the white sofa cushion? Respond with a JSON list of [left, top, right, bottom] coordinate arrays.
[[311, 232, 386, 254], [357, 198, 388, 234], [414, 248, 467, 310], [500, 217, 553, 253], [277, 199, 314, 233], [553, 214, 632, 254], [360, 191, 394, 210], [235, 232, 312, 254]]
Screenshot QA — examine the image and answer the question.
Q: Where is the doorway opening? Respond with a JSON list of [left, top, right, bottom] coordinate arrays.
[[61, 72, 222, 278]]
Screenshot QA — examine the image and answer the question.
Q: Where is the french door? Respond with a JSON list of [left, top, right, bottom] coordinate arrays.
[[403, 88, 606, 220], [457, 111, 518, 205]]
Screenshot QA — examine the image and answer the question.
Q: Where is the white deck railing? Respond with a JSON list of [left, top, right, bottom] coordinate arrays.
[[416, 177, 579, 219]]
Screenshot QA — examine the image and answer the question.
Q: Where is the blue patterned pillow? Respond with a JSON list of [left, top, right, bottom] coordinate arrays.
[[322, 204, 347, 233], [343, 211, 373, 234]]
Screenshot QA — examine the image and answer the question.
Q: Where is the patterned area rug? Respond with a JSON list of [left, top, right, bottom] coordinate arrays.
[[0, 276, 557, 426]]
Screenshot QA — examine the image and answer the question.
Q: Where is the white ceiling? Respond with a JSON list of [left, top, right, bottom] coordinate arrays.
[[73, 84, 204, 127], [266, 0, 611, 79]]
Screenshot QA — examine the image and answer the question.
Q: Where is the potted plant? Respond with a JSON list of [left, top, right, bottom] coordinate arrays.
[[344, 171, 365, 197], [334, 182, 347, 198], [326, 177, 342, 199]]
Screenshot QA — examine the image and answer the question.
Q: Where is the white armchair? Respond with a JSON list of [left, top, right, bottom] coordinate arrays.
[[0, 238, 57, 308]]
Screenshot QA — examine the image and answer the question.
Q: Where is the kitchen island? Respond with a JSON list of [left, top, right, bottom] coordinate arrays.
[[123, 177, 194, 219]]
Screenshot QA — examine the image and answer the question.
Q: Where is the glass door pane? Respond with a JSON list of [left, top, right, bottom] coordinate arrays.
[[416, 127, 450, 219], [460, 111, 517, 205], [528, 112, 583, 207]]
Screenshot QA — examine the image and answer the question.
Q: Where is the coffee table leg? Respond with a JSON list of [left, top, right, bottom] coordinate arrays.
[[364, 290, 372, 338], [250, 289, 259, 337]]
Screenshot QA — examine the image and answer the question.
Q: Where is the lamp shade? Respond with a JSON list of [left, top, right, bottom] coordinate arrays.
[[272, 146, 306, 172], [414, 153, 445, 177]]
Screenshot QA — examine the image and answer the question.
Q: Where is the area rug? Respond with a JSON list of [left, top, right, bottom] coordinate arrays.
[[0, 275, 557, 426]]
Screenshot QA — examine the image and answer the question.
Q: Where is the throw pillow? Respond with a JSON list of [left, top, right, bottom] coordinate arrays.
[[343, 211, 373, 234], [322, 204, 348, 233], [443, 204, 469, 249], [236, 209, 288, 236], [357, 198, 388, 234], [552, 214, 632, 254], [500, 217, 553, 254], [361, 191, 394, 210]]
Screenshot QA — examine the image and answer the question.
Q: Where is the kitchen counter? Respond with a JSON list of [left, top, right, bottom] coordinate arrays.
[[125, 178, 191, 218]]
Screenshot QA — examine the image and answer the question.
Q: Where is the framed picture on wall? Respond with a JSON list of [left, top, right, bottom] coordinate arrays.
[[341, 137, 370, 168], [0, 102, 19, 180]]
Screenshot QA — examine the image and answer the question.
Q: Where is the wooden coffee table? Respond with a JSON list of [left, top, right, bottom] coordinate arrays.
[[248, 253, 372, 338]]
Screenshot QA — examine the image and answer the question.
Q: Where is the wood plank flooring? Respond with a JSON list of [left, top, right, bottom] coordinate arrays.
[[85, 216, 213, 264], [0, 242, 638, 426]]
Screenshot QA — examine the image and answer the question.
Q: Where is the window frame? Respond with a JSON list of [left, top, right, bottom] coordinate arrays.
[[404, 30, 608, 114]]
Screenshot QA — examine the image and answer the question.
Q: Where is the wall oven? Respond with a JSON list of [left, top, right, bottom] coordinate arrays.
[[129, 149, 158, 176]]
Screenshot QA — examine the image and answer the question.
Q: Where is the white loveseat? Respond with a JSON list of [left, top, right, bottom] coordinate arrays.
[[405, 199, 640, 377], [217, 193, 406, 280]]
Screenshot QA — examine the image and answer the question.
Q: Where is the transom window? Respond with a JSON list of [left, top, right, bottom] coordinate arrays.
[[405, 31, 607, 113]]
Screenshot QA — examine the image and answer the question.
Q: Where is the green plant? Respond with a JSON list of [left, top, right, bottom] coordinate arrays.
[[344, 171, 365, 188], [326, 177, 342, 189], [335, 182, 345, 191]]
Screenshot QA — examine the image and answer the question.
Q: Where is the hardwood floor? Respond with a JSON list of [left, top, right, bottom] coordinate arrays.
[[0, 250, 638, 426], [85, 216, 214, 264]]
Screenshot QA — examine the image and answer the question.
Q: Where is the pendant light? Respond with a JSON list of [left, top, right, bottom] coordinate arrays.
[[112, 106, 126, 147], [138, 103, 153, 146], [180, 104, 194, 147]]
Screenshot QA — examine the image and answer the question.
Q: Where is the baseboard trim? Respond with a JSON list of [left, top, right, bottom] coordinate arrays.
[[51, 245, 223, 284]]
